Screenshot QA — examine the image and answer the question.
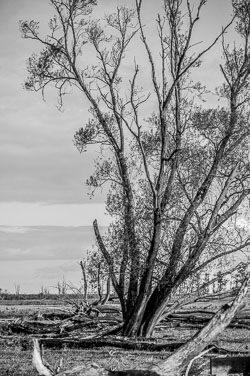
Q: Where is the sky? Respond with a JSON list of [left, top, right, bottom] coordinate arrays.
[[0, 0, 235, 293]]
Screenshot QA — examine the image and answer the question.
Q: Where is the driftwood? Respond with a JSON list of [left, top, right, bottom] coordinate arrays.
[[154, 304, 250, 331], [39, 336, 184, 352], [148, 274, 250, 376], [8, 317, 97, 335], [6, 304, 250, 337], [6, 313, 122, 336], [3, 303, 122, 336], [164, 311, 250, 330], [36, 336, 250, 352], [32, 275, 249, 376], [32, 338, 161, 376]]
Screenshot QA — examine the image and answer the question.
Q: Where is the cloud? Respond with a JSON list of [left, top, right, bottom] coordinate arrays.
[[0, 0, 102, 205], [0, 0, 233, 207], [34, 261, 80, 280], [0, 87, 98, 204], [0, 259, 84, 293], [0, 203, 111, 226], [0, 225, 108, 261], [0, 226, 31, 234]]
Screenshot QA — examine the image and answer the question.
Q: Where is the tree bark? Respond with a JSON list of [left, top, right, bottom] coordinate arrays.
[[149, 273, 249, 376], [97, 262, 103, 304], [102, 275, 111, 305], [40, 337, 184, 351], [122, 216, 163, 337], [80, 260, 88, 301], [33, 274, 249, 375]]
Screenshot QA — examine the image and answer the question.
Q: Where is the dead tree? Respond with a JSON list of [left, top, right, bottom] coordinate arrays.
[[80, 260, 88, 301]]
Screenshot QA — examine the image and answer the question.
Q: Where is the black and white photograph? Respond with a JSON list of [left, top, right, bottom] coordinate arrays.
[[0, 0, 250, 374]]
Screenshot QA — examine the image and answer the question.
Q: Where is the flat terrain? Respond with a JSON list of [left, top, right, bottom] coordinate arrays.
[[1, 295, 250, 375]]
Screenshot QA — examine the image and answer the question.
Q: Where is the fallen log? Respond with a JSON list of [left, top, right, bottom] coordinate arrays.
[[6, 314, 122, 336], [39, 336, 184, 352], [7, 310, 250, 337], [31, 338, 184, 376], [163, 310, 250, 330], [35, 337, 250, 354], [149, 274, 250, 376], [41, 312, 73, 321], [8, 319, 63, 335], [31, 275, 249, 375]]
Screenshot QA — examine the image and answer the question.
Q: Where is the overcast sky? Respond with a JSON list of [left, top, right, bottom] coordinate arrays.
[[0, 0, 234, 293]]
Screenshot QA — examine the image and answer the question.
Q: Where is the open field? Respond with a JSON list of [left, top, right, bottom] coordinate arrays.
[[1, 295, 250, 375]]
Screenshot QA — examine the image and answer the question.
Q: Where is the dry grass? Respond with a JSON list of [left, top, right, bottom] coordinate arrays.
[[1, 298, 250, 375], [0, 342, 212, 376]]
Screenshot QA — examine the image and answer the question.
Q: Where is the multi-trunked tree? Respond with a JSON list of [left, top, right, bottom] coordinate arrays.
[[21, 0, 250, 340]]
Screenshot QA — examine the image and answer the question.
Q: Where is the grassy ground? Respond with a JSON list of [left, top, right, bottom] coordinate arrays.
[[0, 296, 250, 375], [0, 343, 177, 376]]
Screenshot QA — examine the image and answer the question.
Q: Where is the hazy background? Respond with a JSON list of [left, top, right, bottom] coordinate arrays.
[[0, 0, 233, 293]]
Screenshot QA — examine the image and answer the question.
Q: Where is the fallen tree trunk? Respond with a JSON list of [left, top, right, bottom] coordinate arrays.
[[39, 336, 184, 352], [149, 274, 249, 376], [164, 311, 250, 329], [8, 317, 96, 335], [33, 275, 249, 376], [6, 313, 122, 336]]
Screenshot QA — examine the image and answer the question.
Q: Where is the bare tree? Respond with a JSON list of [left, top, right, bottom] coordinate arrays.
[[40, 286, 50, 295], [56, 277, 67, 296], [84, 249, 112, 304], [21, 0, 250, 339], [14, 283, 21, 296], [79, 260, 88, 300]]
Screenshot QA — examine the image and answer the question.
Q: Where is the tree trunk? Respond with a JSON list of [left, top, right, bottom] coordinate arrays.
[[97, 263, 103, 304], [122, 287, 173, 337], [123, 269, 249, 339], [33, 275, 249, 376], [102, 275, 111, 305], [148, 273, 249, 376], [122, 217, 163, 337], [80, 260, 88, 301], [142, 303, 169, 338], [122, 283, 173, 337], [122, 296, 148, 337]]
